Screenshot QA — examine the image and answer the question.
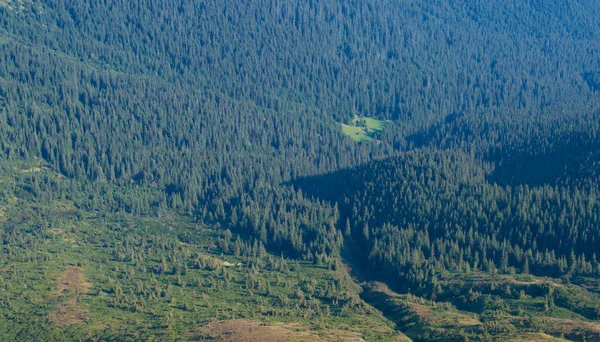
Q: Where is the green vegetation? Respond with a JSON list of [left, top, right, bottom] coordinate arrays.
[[0, 166, 404, 341], [362, 281, 599, 342], [1, 0, 600, 340], [341, 124, 371, 142], [341, 117, 388, 142], [295, 148, 600, 341]]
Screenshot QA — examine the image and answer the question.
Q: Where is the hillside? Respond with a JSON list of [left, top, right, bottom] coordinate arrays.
[[1, 0, 600, 341], [0, 161, 408, 341]]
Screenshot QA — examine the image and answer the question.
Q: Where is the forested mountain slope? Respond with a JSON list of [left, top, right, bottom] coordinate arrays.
[[1, 0, 600, 340]]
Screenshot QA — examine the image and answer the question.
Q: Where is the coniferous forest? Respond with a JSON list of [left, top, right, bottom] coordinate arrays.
[[1, 1, 600, 341]]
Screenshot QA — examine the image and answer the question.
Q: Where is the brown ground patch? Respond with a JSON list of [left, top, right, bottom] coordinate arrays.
[[61, 237, 77, 243], [48, 298, 89, 327], [49, 227, 78, 243], [47, 266, 92, 327], [407, 303, 435, 321], [57, 266, 92, 293], [503, 333, 567, 341], [48, 228, 65, 234], [0, 264, 15, 273], [193, 320, 366, 342], [544, 318, 600, 333], [368, 282, 480, 327], [539, 318, 600, 341]]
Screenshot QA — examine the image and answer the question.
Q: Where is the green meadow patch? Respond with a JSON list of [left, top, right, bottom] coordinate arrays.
[[341, 117, 388, 142]]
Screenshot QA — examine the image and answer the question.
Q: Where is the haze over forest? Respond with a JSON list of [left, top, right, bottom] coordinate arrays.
[[0, 1, 600, 341]]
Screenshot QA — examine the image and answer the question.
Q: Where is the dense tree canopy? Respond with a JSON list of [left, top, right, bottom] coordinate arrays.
[[1, 1, 600, 339]]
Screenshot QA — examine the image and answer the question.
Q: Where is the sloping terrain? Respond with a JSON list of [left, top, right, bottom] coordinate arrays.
[[1, 1, 600, 341]]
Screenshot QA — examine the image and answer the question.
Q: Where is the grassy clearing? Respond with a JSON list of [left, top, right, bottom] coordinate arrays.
[[361, 117, 387, 131], [342, 124, 372, 142], [341, 117, 387, 142]]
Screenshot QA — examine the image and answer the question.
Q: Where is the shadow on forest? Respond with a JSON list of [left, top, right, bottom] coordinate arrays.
[[288, 135, 600, 334], [404, 112, 600, 188], [486, 132, 600, 187], [289, 160, 379, 206], [291, 125, 600, 205]]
